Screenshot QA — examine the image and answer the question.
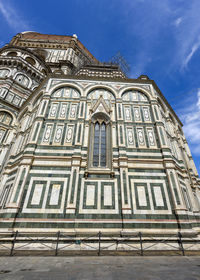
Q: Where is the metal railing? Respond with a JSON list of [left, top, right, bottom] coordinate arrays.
[[0, 231, 199, 256]]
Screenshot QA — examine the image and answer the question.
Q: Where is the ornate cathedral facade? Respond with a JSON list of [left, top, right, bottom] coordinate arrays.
[[0, 32, 199, 237]]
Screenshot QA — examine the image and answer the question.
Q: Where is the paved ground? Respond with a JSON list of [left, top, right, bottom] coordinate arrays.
[[0, 256, 199, 280]]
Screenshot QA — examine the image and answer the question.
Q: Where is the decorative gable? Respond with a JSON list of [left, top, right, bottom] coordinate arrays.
[[90, 95, 111, 115]]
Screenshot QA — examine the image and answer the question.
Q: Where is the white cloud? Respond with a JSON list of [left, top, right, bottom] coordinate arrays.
[[174, 17, 182, 27], [197, 91, 200, 109], [182, 39, 200, 68], [0, 0, 29, 31], [173, 1, 200, 69], [120, 0, 200, 73], [119, 0, 174, 76], [180, 89, 200, 155]]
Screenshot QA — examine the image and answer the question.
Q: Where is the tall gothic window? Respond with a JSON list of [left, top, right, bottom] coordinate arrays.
[[88, 113, 112, 172], [86, 89, 114, 174], [93, 121, 106, 167]]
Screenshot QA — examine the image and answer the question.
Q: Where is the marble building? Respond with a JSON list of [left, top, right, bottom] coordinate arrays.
[[0, 32, 199, 237]]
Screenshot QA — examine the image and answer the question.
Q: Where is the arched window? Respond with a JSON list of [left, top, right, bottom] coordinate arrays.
[[0, 111, 13, 125], [0, 111, 13, 144], [25, 56, 36, 66], [7, 51, 17, 57]]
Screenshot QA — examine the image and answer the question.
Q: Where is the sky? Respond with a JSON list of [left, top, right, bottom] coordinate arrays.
[[0, 0, 200, 174]]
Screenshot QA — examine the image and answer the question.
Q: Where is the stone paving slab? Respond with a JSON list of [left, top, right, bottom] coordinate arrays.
[[1, 249, 200, 257], [0, 256, 200, 280]]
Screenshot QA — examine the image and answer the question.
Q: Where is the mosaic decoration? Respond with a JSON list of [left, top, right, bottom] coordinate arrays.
[[43, 124, 53, 143], [49, 103, 58, 118], [137, 128, 145, 145], [147, 128, 155, 146], [124, 106, 131, 120], [65, 125, 74, 143], [69, 104, 77, 119], [127, 128, 134, 145], [143, 107, 151, 121], [54, 125, 64, 143], [134, 107, 141, 121], [59, 103, 68, 118]]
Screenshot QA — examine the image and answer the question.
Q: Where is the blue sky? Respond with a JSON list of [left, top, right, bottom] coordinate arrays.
[[0, 0, 200, 174]]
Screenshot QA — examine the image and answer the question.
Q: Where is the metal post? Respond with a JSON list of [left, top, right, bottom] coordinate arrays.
[[139, 232, 143, 256], [116, 240, 119, 251], [98, 231, 101, 256], [178, 232, 185, 256], [10, 230, 18, 256], [55, 231, 60, 256]]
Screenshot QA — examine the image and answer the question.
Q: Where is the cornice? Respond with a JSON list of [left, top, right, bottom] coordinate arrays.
[[9, 32, 98, 63]]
